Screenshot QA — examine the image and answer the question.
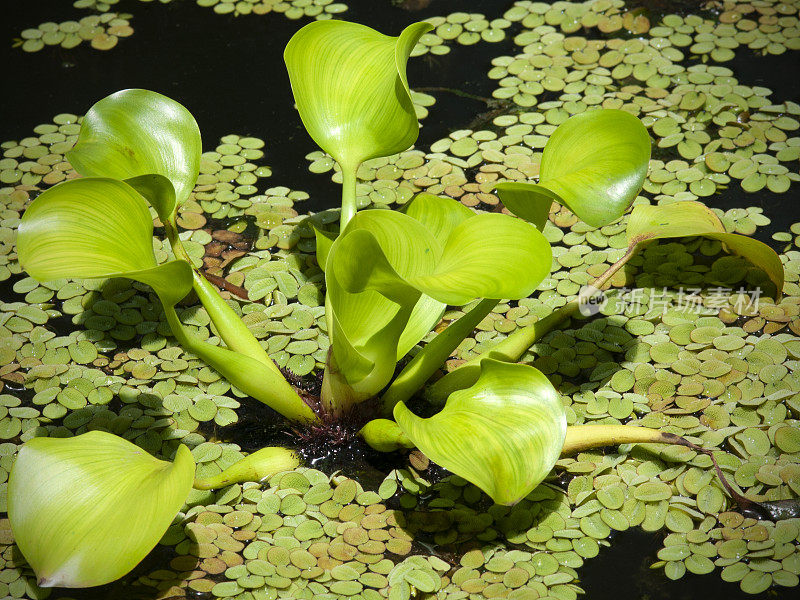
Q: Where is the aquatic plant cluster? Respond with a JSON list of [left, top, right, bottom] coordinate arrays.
[[0, 1, 800, 600]]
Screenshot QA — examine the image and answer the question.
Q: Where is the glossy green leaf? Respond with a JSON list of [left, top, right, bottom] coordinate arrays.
[[312, 224, 338, 272], [394, 359, 566, 505], [8, 431, 194, 588], [496, 109, 651, 227], [124, 173, 178, 224], [333, 209, 552, 305], [491, 182, 551, 231], [627, 202, 784, 298], [401, 192, 475, 239], [66, 89, 201, 219], [17, 177, 193, 306], [326, 199, 551, 397], [285, 20, 431, 171]]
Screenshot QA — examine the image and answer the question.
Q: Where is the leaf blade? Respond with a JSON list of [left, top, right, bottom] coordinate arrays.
[[498, 109, 651, 228], [627, 202, 784, 298], [284, 20, 431, 169], [8, 431, 194, 588], [66, 89, 201, 217], [394, 360, 566, 506], [17, 177, 193, 305]]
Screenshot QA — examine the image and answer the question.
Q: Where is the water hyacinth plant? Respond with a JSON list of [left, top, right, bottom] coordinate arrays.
[[9, 19, 786, 589]]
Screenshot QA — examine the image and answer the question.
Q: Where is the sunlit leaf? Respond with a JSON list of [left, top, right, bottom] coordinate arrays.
[[17, 177, 193, 306], [284, 20, 431, 171], [496, 109, 651, 227], [333, 208, 552, 305], [326, 200, 551, 397], [8, 431, 194, 588], [394, 359, 566, 505], [312, 224, 338, 272], [490, 182, 551, 231], [401, 192, 475, 239], [66, 89, 201, 220], [627, 201, 784, 298]]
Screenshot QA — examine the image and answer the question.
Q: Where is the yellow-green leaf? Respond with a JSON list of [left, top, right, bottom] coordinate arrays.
[[394, 360, 566, 506], [333, 208, 552, 305], [8, 431, 194, 588], [326, 199, 551, 397], [284, 20, 431, 171], [496, 109, 651, 228], [627, 202, 784, 298], [17, 177, 193, 306], [66, 89, 201, 219]]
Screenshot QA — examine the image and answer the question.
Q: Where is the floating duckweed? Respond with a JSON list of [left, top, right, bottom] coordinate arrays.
[[193, 0, 347, 19], [16, 12, 134, 53]]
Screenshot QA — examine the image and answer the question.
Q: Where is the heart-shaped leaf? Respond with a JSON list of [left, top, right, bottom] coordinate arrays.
[[627, 201, 784, 298], [17, 177, 193, 306], [394, 359, 566, 506], [285, 20, 431, 171], [66, 89, 201, 220], [8, 431, 194, 588], [496, 109, 651, 228]]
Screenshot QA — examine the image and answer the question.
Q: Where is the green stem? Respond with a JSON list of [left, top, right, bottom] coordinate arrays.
[[164, 215, 282, 374], [162, 303, 316, 422], [427, 242, 639, 402], [320, 348, 364, 417], [340, 166, 359, 230], [381, 298, 498, 413], [560, 424, 684, 456], [191, 271, 282, 374], [163, 217, 192, 264]]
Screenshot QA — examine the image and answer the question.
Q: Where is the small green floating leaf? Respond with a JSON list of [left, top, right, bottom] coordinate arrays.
[[17, 177, 193, 306], [496, 109, 651, 228], [394, 359, 566, 506], [626, 201, 784, 298], [8, 431, 195, 588], [66, 89, 202, 219], [285, 20, 432, 170]]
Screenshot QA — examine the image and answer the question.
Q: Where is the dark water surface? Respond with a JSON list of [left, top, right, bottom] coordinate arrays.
[[3, 1, 799, 599]]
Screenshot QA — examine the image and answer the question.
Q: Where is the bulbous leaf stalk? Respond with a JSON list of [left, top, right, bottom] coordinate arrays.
[[193, 447, 300, 490]]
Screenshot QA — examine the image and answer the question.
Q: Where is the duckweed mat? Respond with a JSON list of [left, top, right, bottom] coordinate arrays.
[[2, 0, 800, 599]]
